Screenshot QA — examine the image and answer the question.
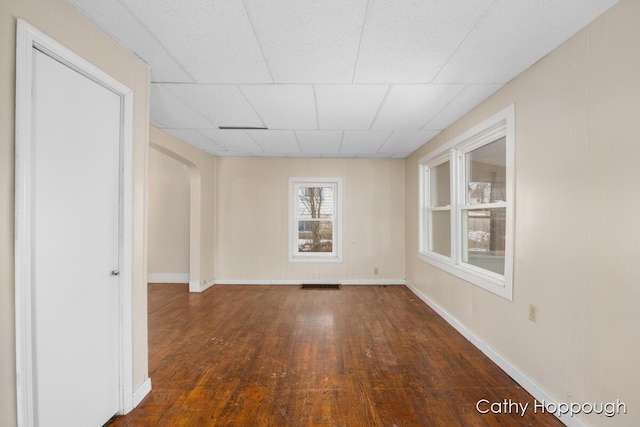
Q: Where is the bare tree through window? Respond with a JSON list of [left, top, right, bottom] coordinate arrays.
[[297, 186, 333, 253]]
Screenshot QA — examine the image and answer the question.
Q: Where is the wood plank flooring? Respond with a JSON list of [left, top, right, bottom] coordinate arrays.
[[108, 284, 563, 426]]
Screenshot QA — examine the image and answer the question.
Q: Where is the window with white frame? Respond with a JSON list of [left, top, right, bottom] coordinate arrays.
[[289, 178, 342, 262], [419, 105, 514, 299]]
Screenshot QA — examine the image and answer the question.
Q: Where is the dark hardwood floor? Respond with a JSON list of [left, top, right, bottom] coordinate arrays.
[[108, 284, 562, 426]]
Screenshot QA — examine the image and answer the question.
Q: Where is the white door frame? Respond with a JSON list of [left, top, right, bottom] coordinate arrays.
[[14, 20, 134, 426]]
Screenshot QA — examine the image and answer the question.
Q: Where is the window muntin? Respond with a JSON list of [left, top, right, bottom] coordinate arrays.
[[290, 178, 342, 262], [418, 105, 514, 299]]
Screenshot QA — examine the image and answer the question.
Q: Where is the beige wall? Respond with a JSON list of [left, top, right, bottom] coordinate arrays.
[[148, 147, 190, 278], [215, 157, 405, 282], [149, 126, 216, 287], [0, 1, 150, 425], [405, 0, 640, 425]]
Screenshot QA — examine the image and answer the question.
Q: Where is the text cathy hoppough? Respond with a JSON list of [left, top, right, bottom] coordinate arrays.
[[476, 398, 627, 418]]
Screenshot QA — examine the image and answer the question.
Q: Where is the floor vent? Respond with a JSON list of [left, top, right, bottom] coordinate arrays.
[[300, 284, 341, 290]]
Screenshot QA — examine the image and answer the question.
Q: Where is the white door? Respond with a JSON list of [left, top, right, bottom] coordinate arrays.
[[31, 48, 121, 426]]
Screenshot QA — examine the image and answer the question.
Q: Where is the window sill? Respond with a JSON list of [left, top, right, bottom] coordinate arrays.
[[418, 252, 512, 300], [289, 255, 343, 263]]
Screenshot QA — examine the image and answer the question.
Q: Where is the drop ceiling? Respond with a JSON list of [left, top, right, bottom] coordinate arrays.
[[69, 0, 618, 158]]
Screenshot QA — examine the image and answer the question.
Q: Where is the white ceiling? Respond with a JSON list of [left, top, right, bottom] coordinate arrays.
[[69, 0, 618, 158]]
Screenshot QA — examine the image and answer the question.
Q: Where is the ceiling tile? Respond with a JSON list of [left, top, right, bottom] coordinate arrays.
[[243, 0, 367, 83], [378, 130, 440, 154], [295, 130, 343, 154], [240, 85, 317, 129], [253, 151, 289, 158], [150, 85, 214, 128], [340, 130, 391, 154], [214, 151, 255, 157], [69, 0, 193, 83], [322, 153, 357, 158], [246, 130, 300, 153], [315, 85, 388, 129], [434, 0, 619, 83], [354, 0, 493, 83], [118, 0, 272, 83], [199, 130, 262, 152], [372, 84, 464, 130], [161, 84, 264, 128], [356, 152, 392, 159], [164, 129, 225, 153], [424, 84, 503, 130]]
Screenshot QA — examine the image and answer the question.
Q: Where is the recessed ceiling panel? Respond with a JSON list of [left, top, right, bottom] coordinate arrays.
[[199, 130, 262, 152], [296, 130, 343, 154], [315, 85, 388, 129], [354, 0, 493, 83], [378, 130, 440, 154], [69, 0, 193, 83], [424, 84, 503, 130], [240, 85, 317, 129], [118, 0, 272, 83], [246, 130, 300, 153], [150, 85, 214, 129], [340, 130, 391, 154], [372, 84, 464, 130], [161, 84, 264, 128], [164, 129, 225, 153], [244, 0, 367, 83], [434, 0, 619, 83]]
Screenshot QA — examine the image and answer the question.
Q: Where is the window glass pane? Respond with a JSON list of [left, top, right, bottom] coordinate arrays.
[[298, 220, 333, 253], [466, 137, 506, 204], [429, 210, 451, 257], [297, 186, 334, 219], [430, 161, 450, 207], [462, 208, 506, 274]]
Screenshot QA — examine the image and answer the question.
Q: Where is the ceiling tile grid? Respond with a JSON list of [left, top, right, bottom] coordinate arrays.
[[68, 0, 194, 83], [164, 129, 225, 154], [353, 0, 494, 83], [371, 84, 465, 130], [161, 84, 265, 128], [314, 85, 389, 130], [118, 0, 273, 83], [243, 0, 369, 83], [341, 130, 392, 154], [69, 0, 621, 158], [150, 85, 214, 129], [240, 85, 318, 130]]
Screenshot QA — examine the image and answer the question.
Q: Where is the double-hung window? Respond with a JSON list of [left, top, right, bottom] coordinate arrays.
[[289, 178, 342, 262], [419, 105, 514, 299]]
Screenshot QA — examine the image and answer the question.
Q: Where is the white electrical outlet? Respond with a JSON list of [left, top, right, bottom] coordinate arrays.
[[529, 304, 537, 322]]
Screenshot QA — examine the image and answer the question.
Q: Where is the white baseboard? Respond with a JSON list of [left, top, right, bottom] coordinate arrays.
[[131, 377, 152, 410], [403, 281, 586, 427], [211, 278, 405, 286], [147, 273, 189, 283], [189, 279, 216, 293]]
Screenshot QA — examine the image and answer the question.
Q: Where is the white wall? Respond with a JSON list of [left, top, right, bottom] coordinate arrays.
[[405, 0, 640, 425], [215, 157, 405, 283], [149, 126, 217, 288], [147, 147, 190, 282]]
